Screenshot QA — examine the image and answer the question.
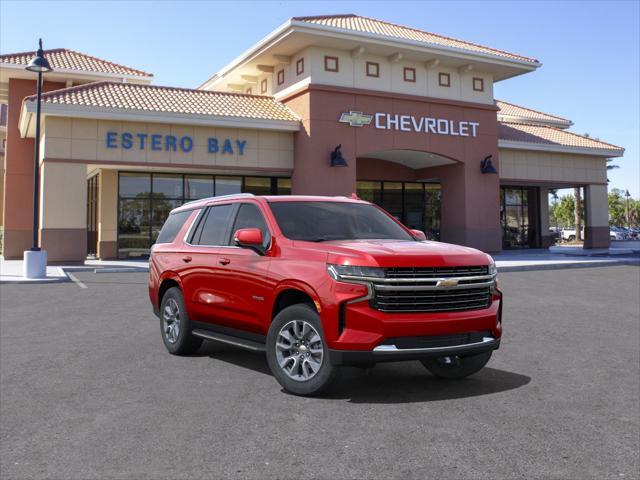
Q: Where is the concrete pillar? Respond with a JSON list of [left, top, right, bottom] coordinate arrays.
[[98, 170, 118, 259], [584, 184, 610, 249], [539, 187, 553, 247], [39, 162, 87, 262]]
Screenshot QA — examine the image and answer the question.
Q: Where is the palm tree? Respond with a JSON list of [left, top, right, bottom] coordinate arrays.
[[606, 158, 619, 182]]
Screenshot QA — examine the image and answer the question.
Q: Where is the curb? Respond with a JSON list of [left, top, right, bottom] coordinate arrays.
[[497, 259, 640, 273]]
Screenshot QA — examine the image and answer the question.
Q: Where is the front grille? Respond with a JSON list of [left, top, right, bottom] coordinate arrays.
[[384, 265, 489, 279], [370, 265, 493, 313]]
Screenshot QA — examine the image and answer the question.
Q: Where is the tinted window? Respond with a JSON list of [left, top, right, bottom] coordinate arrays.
[[232, 203, 270, 247], [269, 202, 414, 242], [156, 210, 191, 244], [192, 204, 234, 246]]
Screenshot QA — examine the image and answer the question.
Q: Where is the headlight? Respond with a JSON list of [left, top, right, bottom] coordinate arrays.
[[488, 261, 497, 276], [327, 264, 385, 281]]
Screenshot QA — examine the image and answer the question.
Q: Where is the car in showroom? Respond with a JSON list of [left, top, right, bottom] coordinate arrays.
[[148, 194, 502, 396]]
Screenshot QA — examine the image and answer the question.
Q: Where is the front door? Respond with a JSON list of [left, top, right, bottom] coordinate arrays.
[[86, 175, 99, 257]]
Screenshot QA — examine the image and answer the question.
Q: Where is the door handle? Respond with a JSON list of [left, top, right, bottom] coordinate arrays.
[[182, 256, 192, 263], [218, 257, 231, 265]]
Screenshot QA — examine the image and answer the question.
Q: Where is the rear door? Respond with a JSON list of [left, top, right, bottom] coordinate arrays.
[[212, 202, 275, 335], [179, 203, 235, 325]]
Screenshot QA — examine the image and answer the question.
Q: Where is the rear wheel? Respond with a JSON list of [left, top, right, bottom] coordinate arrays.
[[420, 351, 492, 379], [266, 304, 339, 396], [160, 287, 202, 355]]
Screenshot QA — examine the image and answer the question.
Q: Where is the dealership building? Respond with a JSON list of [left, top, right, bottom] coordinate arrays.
[[0, 14, 624, 261]]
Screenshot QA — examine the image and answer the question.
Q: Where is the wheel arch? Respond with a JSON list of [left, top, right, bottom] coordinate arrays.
[[158, 272, 182, 308], [271, 281, 321, 320]]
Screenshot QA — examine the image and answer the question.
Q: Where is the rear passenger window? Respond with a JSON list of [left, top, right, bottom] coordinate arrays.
[[232, 203, 271, 247], [191, 204, 234, 246], [156, 210, 191, 244]]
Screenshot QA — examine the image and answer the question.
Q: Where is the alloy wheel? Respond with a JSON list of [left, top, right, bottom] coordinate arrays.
[[162, 298, 181, 344], [275, 320, 324, 381]]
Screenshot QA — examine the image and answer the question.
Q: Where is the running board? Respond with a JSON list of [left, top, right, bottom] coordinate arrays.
[[191, 329, 266, 352]]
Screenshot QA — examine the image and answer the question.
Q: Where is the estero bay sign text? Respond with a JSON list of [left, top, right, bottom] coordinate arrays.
[[339, 111, 480, 137], [105, 131, 248, 155]]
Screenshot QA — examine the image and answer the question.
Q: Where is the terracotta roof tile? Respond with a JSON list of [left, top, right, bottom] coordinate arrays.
[[24, 81, 300, 122], [499, 122, 623, 153], [496, 100, 571, 126], [0, 48, 152, 77], [293, 14, 539, 64]]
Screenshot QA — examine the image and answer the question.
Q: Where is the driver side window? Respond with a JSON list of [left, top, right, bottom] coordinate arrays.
[[232, 203, 271, 248]]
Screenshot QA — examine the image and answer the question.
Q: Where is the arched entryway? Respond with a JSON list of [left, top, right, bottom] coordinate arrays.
[[356, 150, 458, 240]]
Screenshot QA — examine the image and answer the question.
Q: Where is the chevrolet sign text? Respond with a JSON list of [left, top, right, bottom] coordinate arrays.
[[374, 113, 479, 137]]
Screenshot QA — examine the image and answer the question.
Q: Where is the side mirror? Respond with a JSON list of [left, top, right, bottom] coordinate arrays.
[[410, 229, 427, 241], [234, 228, 265, 254]]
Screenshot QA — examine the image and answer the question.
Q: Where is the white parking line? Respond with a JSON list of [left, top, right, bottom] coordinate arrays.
[[66, 272, 87, 289]]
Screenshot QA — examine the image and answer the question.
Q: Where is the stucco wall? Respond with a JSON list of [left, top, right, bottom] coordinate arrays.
[[42, 118, 294, 171], [499, 149, 607, 184], [272, 46, 494, 104]]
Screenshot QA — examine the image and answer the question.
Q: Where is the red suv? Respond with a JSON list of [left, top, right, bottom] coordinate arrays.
[[149, 194, 502, 396]]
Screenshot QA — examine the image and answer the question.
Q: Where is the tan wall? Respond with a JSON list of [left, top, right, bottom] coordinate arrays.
[[0, 154, 4, 227], [499, 149, 607, 184], [40, 161, 87, 229], [272, 46, 494, 104], [43, 118, 294, 170]]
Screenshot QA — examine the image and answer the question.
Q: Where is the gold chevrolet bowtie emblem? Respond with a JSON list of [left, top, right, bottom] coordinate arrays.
[[436, 278, 459, 288], [339, 111, 373, 127]]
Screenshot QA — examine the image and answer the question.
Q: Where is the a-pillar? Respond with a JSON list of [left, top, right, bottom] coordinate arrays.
[[584, 184, 610, 249], [539, 187, 553, 247], [39, 161, 87, 262], [98, 170, 118, 259]]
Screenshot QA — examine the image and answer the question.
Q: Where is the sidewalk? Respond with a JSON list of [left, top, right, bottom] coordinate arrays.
[[0, 258, 148, 284], [2, 249, 638, 284]]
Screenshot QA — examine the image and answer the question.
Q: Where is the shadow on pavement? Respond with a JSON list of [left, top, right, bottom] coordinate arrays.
[[194, 341, 531, 403]]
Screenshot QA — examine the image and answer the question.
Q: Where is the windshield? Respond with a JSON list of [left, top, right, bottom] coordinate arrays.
[[269, 201, 415, 242]]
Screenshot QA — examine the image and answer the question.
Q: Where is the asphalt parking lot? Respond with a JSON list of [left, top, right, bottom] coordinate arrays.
[[1, 266, 639, 479]]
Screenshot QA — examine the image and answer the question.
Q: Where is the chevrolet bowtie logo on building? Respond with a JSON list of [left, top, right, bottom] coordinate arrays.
[[339, 111, 373, 127], [436, 278, 459, 288]]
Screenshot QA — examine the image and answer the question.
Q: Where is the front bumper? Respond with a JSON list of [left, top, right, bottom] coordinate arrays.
[[329, 335, 500, 365]]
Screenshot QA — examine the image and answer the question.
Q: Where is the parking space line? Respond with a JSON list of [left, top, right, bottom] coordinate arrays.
[[66, 272, 88, 289]]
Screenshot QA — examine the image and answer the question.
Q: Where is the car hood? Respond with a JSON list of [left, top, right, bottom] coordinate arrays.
[[294, 239, 492, 268]]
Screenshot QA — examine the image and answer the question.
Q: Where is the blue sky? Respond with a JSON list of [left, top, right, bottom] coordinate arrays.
[[2, 0, 638, 197]]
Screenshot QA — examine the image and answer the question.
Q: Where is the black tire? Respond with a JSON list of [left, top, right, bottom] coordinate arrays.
[[266, 304, 339, 396], [420, 351, 492, 379], [567, 235, 575, 242], [159, 287, 202, 355]]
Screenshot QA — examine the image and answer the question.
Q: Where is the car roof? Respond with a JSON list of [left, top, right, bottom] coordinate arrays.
[[172, 194, 367, 213]]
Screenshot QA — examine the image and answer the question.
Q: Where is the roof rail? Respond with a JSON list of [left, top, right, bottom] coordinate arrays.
[[181, 193, 255, 207]]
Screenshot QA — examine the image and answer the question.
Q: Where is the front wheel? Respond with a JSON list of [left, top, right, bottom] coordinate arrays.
[[266, 304, 339, 396], [420, 351, 492, 379]]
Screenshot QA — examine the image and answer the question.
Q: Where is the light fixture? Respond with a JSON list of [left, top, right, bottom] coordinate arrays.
[[330, 144, 348, 167], [480, 155, 497, 174], [26, 39, 53, 73]]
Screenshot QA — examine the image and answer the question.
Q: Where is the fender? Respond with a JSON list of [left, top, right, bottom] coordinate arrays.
[[271, 279, 323, 314]]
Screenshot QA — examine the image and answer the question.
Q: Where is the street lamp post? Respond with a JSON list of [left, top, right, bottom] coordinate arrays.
[[23, 39, 52, 279], [625, 189, 631, 229]]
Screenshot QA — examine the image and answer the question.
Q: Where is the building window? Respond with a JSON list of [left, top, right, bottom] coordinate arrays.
[[277, 69, 284, 85], [403, 67, 416, 82], [438, 72, 450, 87], [117, 173, 291, 259], [245, 87, 252, 95], [324, 56, 339, 72], [260, 78, 268, 94], [473, 77, 484, 92], [296, 58, 304, 76], [366, 61, 380, 78], [356, 181, 441, 240]]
